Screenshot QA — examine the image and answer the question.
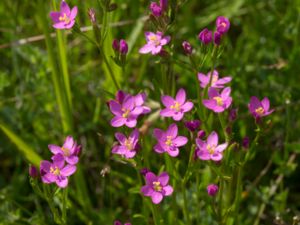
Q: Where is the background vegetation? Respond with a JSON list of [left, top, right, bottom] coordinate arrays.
[[0, 0, 300, 224]]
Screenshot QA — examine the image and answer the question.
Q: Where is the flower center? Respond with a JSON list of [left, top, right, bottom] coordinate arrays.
[[124, 138, 134, 151], [207, 144, 216, 154], [50, 166, 60, 176], [170, 101, 181, 112], [255, 107, 265, 115], [221, 22, 227, 28], [122, 108, 130, 118], [165, 135, 173, 146], [212, 75, 218, 84], [213, 97, 223, 106], [61, 147, 70, 156], [149, 35, 160, 46], [153, 181, 162, 191], [59, 13, 71, 24]]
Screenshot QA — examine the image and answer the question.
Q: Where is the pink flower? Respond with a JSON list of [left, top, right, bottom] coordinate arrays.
[[203, 87, 232, 113], [182, 41, 193, 55], [114, 220, 131, 225], [196, 131, 228, 161], [48, 136, 81, 165], [139, 31, 170, 55], [198, 70, 232, 89], [109, 90, 151, 128], [40, 154, 76, 188], [248, 96, 274, 119], [49, 1, 77, 30], [112, 129, 139, 159], [216, 16, 230, 34], [153, 123, 188, 157], [160, 88, 194, 121], [198, 28, 213, 45], [150, 2, 162, 17], [207, 184, 219, 196], [141, 171, 173, 204]]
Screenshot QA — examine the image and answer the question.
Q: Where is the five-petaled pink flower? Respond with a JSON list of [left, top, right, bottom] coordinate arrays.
[[203, 87, 232, 113], [49, 1, 77, 30], [141, 171, 173, 204], [196, 131, 228, 161], [40, 154, 77, 188], [112, 129, 140, 159], [248, 96, 274, 119], [153, 123, 188, 157], [139, 31, 170, 55], [160, 88, 194, 121], [48, 136, 81, 165], [198, 70, 232, 89], [109, 95, 146, 128]]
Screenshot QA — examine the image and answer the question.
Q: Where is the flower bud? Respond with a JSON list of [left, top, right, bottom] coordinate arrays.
[[207, 184, 218, 196], [88, 8, 96, 24], [197, 130, 206, 139], [213, 31, 222, 45], [29, 165, 38, 178], [182, 41, 193, 55], [229, 108, 238, 121], [242, 136, 250, 149], [216, 16, 230, 34], [160, 0, 168, 11], [140, 168, 150, 176], [119, 39, 128, 55], [198, 28, 213, 45], [184, 120, 201, 132], [112, 39, 120, 52], [150, 2, 162, 17]]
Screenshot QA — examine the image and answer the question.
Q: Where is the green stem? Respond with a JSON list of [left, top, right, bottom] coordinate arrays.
[[218, 113, 230, 143], [151, 204, 161, 225], [100, 50, 120, 90], [182, 182, 192, 225], [62, 188, 68, 224]]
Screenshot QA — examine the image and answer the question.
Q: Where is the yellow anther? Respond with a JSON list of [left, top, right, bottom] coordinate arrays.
[[170, 102, 181, 112], [124, 139, 134, 151], [50, 166, 60, 176], [122, 108, 130, 118], [165, 136, 173, 146], [255, 107, 265, 115], [61, 147, 70, 156], [153, 181, 162, 191], [213, 97, 223, 106], [207, 144, 216, 154], [59, 13, 70, 24]]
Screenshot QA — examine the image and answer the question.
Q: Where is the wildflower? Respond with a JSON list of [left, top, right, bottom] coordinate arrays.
[[248, 96, 274, 119], [112, 129, 139, 159], [49, 1, 77, 30], [109, 95, 144, 128], [197, 130, 206, 139], [141, 171, 173, 204], [207, 184, 219, 196], [153, 123, 188, 157], [196, 131, 228, 161], [114, 221, 131, 225], [48, 136, 80, 165], [88, 8, 96, 24], [139, 31, 170, 55], [242, 136, 250, 149], [29, 165, 38, 178], [40, 154, 76, 188], [198, 28, 213, 45], [119, 39, 128, 55], [184, 120, 201, 132], [213, 31, 222, 45], [198, 70, 232, 89], [203, 87, 232, 113], [112, 39, 120, 52], [216, 16, 230, 34], [182, 41, 193, 55], [150, 2, 162, 17], [160, 88, 194, 121], [229, 108, 238, 121]]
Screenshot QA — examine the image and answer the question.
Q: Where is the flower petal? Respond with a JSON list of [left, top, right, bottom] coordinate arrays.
[[175, 88, 186, 104], [261, 97, 270, 111], [211, 152, 223, 161], [48, 144, 62, 154], [161, 95, 175, 107], [56, 176, 68, 188], [66, 155, 79, 165], [60, 165, 77, 177], [60, 1, 71, 15], [167, 124, 178, 137], [163, 185, 173, 196], [151, 192, 163, 204], [215, 143, 228, 152], [111, 116, 126, 127], [207, 131, 218, 146], [139, 44, 153, 54], [158, 172, 169, 186], [181, 102, 194, 112], [109, 100, 122, 116], [141, 185, 154, 196]]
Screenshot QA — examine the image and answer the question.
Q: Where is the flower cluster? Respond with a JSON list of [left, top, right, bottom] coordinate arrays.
[[198, 16, 230, 45], [40, 136, 81, 188]]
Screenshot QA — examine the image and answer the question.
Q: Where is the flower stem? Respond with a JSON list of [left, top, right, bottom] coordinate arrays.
[[151, 203, 161, 225], [182, 181, 192, 225], [62, 188, 68, 225]]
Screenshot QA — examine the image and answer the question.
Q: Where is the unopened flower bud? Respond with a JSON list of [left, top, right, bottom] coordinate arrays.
[[119, 39, 128, 55], [197, 130, 206, 139], [88, 8, 96, 24], [207, 184, 218, 196], [140, 168, 150, 176], [182, 41, 193, 55], [150, 2, 162, 17], [214, 31, 222, 45], [242, 136, 250, 149], [112, 39, 119, 52], [160, 0, 168, 11], [216, 16, 230, 34], [229, 108, 238, 121], [29, 165, 38, 178], [184, 120, 201, 132], [198, 28, 213, 45]]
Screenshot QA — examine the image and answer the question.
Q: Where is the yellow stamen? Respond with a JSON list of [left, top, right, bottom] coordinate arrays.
[[61, 147, 70, 156], [207, 144, 216, 154], [122, 108, 130, 118], [149, 35, 160, 46], [153, 181, 162, 191], [213, 97, 223, 106], [50, 166, 60, 176], [212, 75, 218, 84], [165, 136, 173, 146], [59, 13, 70, 24], [124, 139, 134, 151], [170, 102, 181, 112], [221, 22, 227, 28], [255, 107, 265, 115]]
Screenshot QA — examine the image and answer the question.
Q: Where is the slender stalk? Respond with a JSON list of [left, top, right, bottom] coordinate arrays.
[[182, 182, 192, 225], [100, 50, 120, 90], [62, 188, 68, 225], [151, 204, 161, 225]]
